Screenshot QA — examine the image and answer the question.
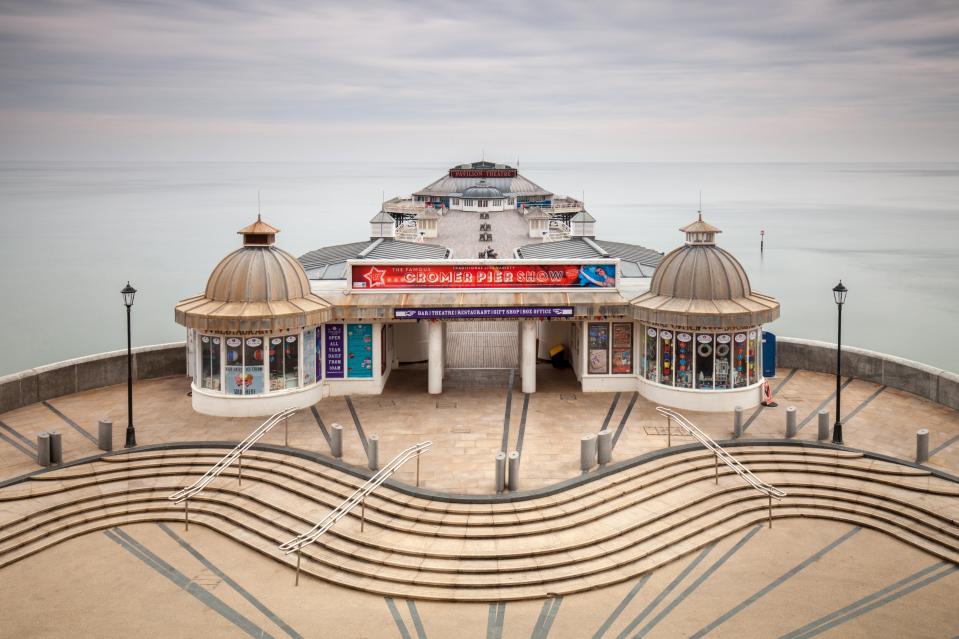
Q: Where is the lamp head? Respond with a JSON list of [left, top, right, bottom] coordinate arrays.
[[121, 281, 137, 307], [832, 281, 847, 306]]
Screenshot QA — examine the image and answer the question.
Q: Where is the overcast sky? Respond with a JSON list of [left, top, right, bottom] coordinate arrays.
[[1, 0, 957, 162]]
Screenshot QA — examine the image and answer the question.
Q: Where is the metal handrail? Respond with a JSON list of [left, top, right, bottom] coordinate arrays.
[[168, 407, 297, 506], [279, 440, 432, 585], [656, 406, 786, 502]]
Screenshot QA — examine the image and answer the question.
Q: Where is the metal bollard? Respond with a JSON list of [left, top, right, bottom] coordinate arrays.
[[597, 430, 612, 466], [98, 419, 113, 452], [580, 433, 597, 472], [495, 452, 507, 493], [733, 406, 744, 439], [785, 407, 797, 439], [367, 434, 379, 471], [916, 429, 930, 463], [330, 423, 343, 458], [817, 410, 830, 441], [37, 432, 51, 467], [507, 451, 520, 492], [495, 451, 507, 492], [49, 431, 62, 465]]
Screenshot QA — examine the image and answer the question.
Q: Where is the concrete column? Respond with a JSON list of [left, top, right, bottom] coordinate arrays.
[[367, 434, 379, 471], [442, 321, 448, 380], [580, 433, 597, 472], [517, 322, 523, 381], [49, 431, 62, 465], [494, 452, 507, 493], [733, 406, 744, 439], [98, 419, 113, 452], [507, 451, 520, 491], [785, 406, 797, 438], [37, 432, 50, 467], [330, 423, 343, 458], [597, 430, 612, 465], [428, 321, 443, 395], [817, 410, 830, 441], [521, 320, 536, 394], [916, 429, 930, 463]]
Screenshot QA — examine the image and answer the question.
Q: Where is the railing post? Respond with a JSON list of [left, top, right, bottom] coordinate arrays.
[[295, 547, 301, 586], [768, 494, 772, 529], [416, 450, 421, 487], [285, 414, 289, 447], [360, 498, 366, 532], [714, 452, 719, 484], [238, 453, 243, 486], [667, 415, 672, 448], [184, 498, 189, 531]]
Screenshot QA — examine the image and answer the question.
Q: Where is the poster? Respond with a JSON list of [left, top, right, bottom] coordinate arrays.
[[303, 327, 316, 386], [347, 323, 373, 378], [325, 324, 344, 378], [588, 322, 609, 374], [611, 322, 633, 374], [352, 263, 617, 290], [225, 336, 244, 395], [244, 337, 264, 395]]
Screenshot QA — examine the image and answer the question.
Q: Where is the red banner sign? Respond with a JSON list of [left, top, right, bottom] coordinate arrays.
[[351, 263, 617, 290], [448, 169, 517, 178]]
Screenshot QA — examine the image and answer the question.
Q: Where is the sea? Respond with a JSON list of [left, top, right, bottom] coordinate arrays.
[[1, 161, 957, 377]]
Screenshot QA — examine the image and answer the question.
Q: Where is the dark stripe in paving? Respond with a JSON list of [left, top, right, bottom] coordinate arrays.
[[501, 370, 515, 454], [0, 419, 36, 450], [635, 526, 762, 638], [930, 433, 959, 458], [530, 596, 563, 639], [600, 393, 621, 432], [0, 429, 36, 460], [42, 400, 98, 445], [615, 543, 717, 639], [105, 528, 271, 639], [841, 385, 886, 425], [611, 392, 639, 449], [385, 597, 412, 639], [406, 600, 427, 639], [344, 396, 369, 454], [591, 573, 651, 639], [779, 561, 946, 639], [797, 378, 854, 433], [516, 395, 530, 455], [157, 523, 303, 639], [689, 526, 861, 638], [487, 602, 506, 639], [310, 405, 332, 448], [795, 565, 958, 638], [742, 369, 800, 433]]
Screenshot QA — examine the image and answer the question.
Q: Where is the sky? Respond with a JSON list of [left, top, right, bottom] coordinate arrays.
[[1, 0, 957, 162]]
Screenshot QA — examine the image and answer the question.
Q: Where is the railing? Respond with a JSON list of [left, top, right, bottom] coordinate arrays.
[[168, 407, 297, 527], [279, 440, 433, 585], [544, 219, 571, 242], [656, 406, 785, 527], [394, 219, 422, 242]]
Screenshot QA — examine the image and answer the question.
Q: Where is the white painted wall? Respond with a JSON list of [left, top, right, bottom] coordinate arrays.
[[393, 321, 430, 362]]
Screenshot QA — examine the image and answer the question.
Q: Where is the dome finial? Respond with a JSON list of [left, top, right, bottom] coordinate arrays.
[[680, 213, 722, 245], [237, 216, 280, 246]]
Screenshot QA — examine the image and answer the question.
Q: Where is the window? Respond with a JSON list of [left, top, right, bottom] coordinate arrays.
[[715, 334, 731, 390], [748, 329, 760, 384], [452, 198, 460, 206], [303, 328, 317, 386], [695, 334, 714, 389], [269, 334, 300, 390], [676, 332, 693, 388], [224, 336, 264, 395], [465, 199, 475, 206], [659, 330, 674, 386], [733, 333, 748, 388], [611, 323, 633, 374], [587, 322, 634, 375], [199, 335, 221, 390], [587, 323, 609, 374], [644, 327, 658, 380], [479, 199, 488, 207]]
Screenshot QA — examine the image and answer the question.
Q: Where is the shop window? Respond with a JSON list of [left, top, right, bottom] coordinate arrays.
[[644, 327, 658, 380], [611, 323, 633, 374], [748, 329, 759, 384], [733, 333, 748, 388], [676, 333, 693, 388], [714, 334, 732, 390], [479, 199, 488, 207], [659, 330, 674, 386], [225, 337, 244, 395], [695, 334, 714, 389], [268, 335, 300, 390], [303, 328, 317, 386], [243, 337, 264, 395], [587, 323, 609, 374], [199, 335, 221, 391]]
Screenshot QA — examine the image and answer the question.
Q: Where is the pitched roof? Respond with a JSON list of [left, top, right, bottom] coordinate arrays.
[[298, 239, 451, 280]]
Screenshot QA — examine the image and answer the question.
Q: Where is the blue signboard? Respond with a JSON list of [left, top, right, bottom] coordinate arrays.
[[762, 331, 777, 378], [394, 306, 574, 320], [325, 324, 344, 379], [347, 324, 373, 378]]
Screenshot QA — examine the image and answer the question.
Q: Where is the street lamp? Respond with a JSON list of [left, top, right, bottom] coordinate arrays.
[[832, 281, 848, 445], [121, 282, 137, 448]]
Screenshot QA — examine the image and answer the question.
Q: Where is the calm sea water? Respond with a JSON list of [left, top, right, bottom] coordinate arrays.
[[1, 161, 957, 376]]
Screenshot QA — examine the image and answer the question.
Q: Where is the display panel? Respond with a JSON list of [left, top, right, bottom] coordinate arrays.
[[347, 324, 373, 378], [325, 324, 344, 378], [644, 327, 658, 380], [676, 332, 693, 388], [695, 334, 714, 389], [587, 323, 609, 374], [714, 334, 731, 390], [659, 330, 674, 386], [748, 329, 759, 384], [243, 337, 264, 395], [734, 333, 748, 388], [199, 335, 221, 390], [303, 328, 316, 386], [611, 322, 633, 374], [225, 336, 244, 395]]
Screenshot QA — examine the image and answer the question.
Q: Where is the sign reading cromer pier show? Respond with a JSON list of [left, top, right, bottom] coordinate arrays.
[[351, 263, 617, 290], [395, 307, 574, 320]]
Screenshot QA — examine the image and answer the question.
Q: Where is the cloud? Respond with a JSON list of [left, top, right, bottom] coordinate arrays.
[[0, 0, 956, 160]]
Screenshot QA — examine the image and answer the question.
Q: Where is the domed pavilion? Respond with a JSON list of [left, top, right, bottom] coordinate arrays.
[[175, 217, 332, 416], [631, 214, 780, 411]]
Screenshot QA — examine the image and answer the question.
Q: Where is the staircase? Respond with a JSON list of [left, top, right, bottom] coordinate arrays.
[[1, 444, 957, 602]]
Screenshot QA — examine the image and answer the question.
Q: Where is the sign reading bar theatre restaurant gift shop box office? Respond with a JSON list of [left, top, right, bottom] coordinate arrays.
[[350, 263, 617, 290], [395, 307, 574, 320]]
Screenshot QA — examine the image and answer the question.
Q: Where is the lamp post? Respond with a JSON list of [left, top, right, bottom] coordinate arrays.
[[121, 282, 137, 448], [832, 281, 848, 445]]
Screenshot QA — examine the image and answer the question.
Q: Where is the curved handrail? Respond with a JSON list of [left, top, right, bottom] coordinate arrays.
[[656, 406, 786, 500], [280, 440, 432, 555], [168, 407, 297, 504]]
